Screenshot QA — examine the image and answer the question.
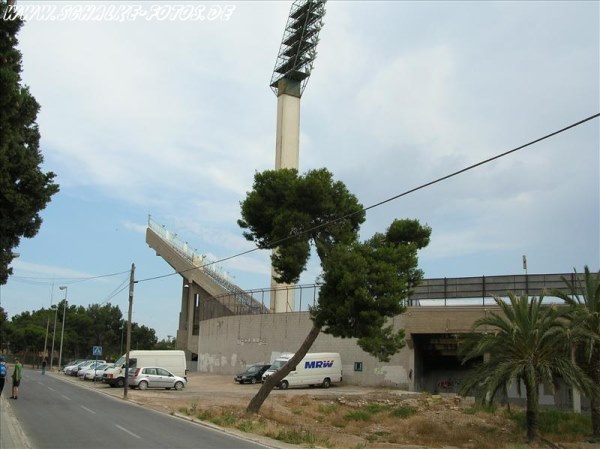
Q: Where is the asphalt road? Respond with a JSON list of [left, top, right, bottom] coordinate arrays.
[[5, 368, 273, 449]]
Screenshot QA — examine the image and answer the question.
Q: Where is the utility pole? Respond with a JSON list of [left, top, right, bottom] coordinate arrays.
[[123, 263, 135, 399]]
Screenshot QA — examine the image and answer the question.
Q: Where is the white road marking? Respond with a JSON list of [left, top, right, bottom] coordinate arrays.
[[81, 405, 96, 414], [48, 387, 56, 392], [115, 424, 141, 439], [61, 394, 70, 401]]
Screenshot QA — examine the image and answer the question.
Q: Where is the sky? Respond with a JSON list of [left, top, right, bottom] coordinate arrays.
[[2, 0, 599, 341]]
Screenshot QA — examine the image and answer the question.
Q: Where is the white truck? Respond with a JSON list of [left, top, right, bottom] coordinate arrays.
[[262, 352, 342, 389], [102, 350, 187, 388]]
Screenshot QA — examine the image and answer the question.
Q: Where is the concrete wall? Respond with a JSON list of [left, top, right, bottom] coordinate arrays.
[[194, 307, 500, 389], [190, 304, 578, 409]]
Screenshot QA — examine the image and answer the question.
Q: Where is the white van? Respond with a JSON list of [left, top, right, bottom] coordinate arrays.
[[262, 352, 342, 389], [102, 350, 187, 388]]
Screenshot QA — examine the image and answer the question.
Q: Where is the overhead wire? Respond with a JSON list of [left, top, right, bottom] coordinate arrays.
[[135, 112, 600, 284], [11, 270, 131, 285]]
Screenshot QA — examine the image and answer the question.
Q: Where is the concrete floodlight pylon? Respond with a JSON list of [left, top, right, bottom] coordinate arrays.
[[269, 0, 327, 313]]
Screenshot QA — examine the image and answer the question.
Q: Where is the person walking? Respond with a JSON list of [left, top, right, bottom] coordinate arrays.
[[11, 358, 22, 399], [41, 359, 47, 375], [0, 355, 7, 396]]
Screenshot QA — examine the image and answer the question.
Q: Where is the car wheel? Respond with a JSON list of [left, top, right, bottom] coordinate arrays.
[[174, 381, 184, 391], [251, 378, 257, 384], [279, 380, 289, 390], [115, 377, 125, 388], [322, 378, 331, 389], [138, 380, 149, 390]]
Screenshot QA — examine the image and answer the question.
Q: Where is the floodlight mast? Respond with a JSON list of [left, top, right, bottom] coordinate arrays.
[[269, 0, 326, 313]]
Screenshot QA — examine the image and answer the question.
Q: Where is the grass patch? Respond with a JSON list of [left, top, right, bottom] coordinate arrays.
[[508, 409, 592, 437], [212, 411, 237, 426], [237, 419, 265, 433], [195, 409, 215, 421], [365, 403, 390, 414], [344, 410, 372, 421], [270, 429, 317, 445], [465, 403, 498, 415], [390, 405, 417, 418], [318, 403, 338, 414]]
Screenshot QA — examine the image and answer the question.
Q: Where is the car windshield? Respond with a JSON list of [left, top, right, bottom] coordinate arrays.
[[246, 366, 259, 374], [270, 360, 288, 370]]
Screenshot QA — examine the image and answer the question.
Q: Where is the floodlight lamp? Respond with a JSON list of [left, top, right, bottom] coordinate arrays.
[[270, 0, 327, 96]]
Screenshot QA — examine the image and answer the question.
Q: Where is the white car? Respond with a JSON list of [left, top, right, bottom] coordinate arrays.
[[79, 362, 111, 380], [87, 363, 114, 382], [64, 360, 91, 375], [74, 359, 105, 376]]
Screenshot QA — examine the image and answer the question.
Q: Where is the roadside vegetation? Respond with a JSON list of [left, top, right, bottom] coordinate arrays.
[[0, 302, 174, 365], [459, 267, 600, 444], [177, 392, 593, 449]]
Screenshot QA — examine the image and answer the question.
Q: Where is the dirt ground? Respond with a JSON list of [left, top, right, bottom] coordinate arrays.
[[56, 371, 598, 449]]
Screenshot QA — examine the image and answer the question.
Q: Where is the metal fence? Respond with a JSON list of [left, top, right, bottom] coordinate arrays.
[[208, 272, 582, 317]]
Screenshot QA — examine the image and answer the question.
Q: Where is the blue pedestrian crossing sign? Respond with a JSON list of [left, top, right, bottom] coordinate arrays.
[[92, 346, 103, 356]]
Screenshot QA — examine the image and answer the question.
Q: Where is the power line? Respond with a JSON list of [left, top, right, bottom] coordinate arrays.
[[97, 275, 131, 306], [133, 112, 599, 284], [11, 270, 131, 285]]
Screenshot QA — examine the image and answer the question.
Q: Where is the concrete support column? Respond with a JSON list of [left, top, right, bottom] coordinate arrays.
[[180, 279, 189, 329], [275, 83, 301, 170], [406, 336, 415, 392], [572, 388, 581, 413], [271, 78, 301, 313], [187, 285, 195, 349]]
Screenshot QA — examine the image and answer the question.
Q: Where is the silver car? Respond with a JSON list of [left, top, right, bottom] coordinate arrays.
[[128, 367, 186, 391]]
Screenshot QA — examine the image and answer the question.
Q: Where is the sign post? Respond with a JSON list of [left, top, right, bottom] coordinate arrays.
[[92, 345, 102, 383]]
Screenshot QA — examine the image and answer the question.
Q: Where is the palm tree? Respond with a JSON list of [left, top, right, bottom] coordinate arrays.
[[551, 266, 600, 441], [460, 292, 594, 443]]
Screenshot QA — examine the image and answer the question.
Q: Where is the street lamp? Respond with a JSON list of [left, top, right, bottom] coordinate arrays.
[[50, 304, 58, 370], [58, 286, 68, 370]]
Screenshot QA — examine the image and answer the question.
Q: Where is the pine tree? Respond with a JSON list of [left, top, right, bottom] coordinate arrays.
[[0, 1, 59, 284], [239, 168, 430, 413]]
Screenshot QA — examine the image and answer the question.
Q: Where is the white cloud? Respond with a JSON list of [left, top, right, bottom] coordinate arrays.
[[5, 0, 597, 339]]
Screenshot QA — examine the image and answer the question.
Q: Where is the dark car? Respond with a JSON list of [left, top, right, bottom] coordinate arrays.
[[234, 364, 271, 384]]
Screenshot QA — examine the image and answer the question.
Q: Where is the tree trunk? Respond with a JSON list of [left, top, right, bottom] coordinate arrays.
[[246, 325, 321, 414], [590, 346, 600, 440], [525, 379, 540, 443]]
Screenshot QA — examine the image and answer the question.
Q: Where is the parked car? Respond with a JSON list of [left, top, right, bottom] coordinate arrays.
[[128, 367, 186, 391], [64, 360, 91, 376], [234, 364, 271, 384], [79, 362, 111, 380], [69, 359, 105, 377], [87, 363, 114, 382]]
